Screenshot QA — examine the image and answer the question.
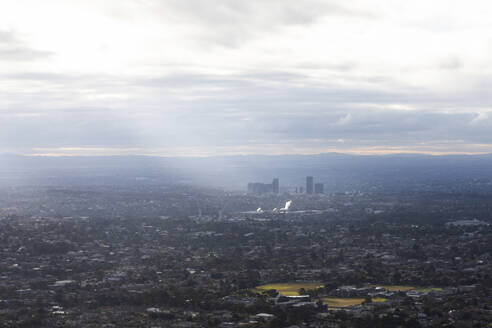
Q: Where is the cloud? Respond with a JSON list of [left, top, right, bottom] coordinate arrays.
[[1, 1, 492, 155], [336, 113, 352, 125], [0, 30, 52, 61], [439, 56, 463, 70], [3, 66, 492, 154], [470, 112, 489, 125], [104, 0, 376, 48]]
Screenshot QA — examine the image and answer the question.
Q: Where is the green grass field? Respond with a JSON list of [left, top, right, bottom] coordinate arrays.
[[372, 285, 442, 293], [321, 297, 387, 307], [414, 287, 443, 293], [252, 282, 324, 296], [252, 283, 438, 306], [371, 285, 415, 292], [321, 297, 365, 307]]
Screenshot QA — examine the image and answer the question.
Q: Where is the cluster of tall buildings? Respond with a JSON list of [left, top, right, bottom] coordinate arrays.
[[295, 176, 324, 194], [247, 178, 279, 195], [247, 176, 324, 195]]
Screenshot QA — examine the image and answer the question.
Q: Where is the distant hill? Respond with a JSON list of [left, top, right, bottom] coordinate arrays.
[[2, 153, 492, 191]]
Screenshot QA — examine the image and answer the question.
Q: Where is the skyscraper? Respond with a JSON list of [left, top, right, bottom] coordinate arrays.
[[306, 176, 313, 194], [315, 183, 324, 194], [272, 178, 279, 194]]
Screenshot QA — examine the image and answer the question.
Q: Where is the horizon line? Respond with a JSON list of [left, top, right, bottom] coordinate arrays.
[[3, 150, 491, 158]]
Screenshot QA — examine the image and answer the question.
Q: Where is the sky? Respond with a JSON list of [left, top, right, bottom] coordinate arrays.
[[2, 0, 492, 156]]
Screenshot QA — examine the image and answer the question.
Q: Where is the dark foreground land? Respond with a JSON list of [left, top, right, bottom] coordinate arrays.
[[0, 185, 491, 327]]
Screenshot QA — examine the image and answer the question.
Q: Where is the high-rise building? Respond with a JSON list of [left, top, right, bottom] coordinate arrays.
[[247, 178, 279, 195], [306, 176, 314, 194], [315, 183, 324, 194], [272, 178, 279, 194]]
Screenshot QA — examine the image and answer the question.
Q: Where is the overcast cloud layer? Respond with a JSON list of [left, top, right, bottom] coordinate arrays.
[[2, 0, 492, 156]]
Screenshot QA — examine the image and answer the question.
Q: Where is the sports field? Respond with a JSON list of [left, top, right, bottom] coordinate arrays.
[[252, 282, 324, 296], [371, 285, 415, 291], [253, 283, 437, 306], [414, 287, 443, 293], [321, 297, 387, 308]]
